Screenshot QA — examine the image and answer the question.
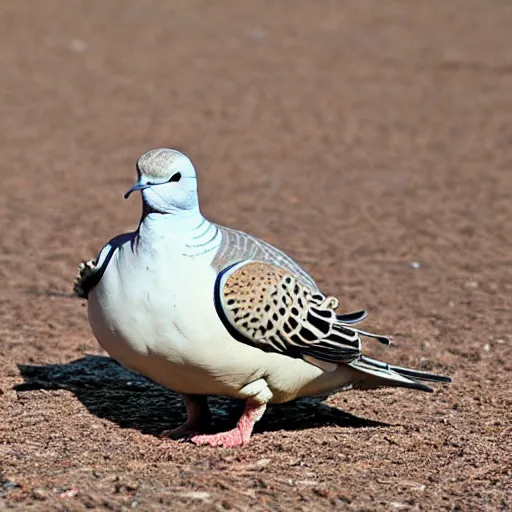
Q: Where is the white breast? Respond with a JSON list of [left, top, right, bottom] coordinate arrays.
[[88, 231, 240, 394]]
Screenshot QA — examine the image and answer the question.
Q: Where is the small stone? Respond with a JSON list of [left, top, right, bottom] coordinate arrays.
[[410, 261, 421, 270], [313, 487, 329, 498], [178, 491, 211, 501], [60, 488, 80, 498], [483, 343, 490, 352], [32, 488, 48, 500], [114, 479, 139, 493], [389, 502, 409, 510], [124, 481, 139, 491], [465, 280, 478, 289]]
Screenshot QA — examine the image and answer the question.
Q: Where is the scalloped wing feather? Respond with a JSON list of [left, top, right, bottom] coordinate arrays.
[[216, 261, 361, 365]]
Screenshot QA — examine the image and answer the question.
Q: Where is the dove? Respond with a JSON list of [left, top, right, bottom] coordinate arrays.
[[75, 148, 451, 448]]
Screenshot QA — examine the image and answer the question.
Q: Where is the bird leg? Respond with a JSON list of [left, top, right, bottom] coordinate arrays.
[[191, 379, 272, 448], [191, 400, 265, 448], [160, 394, 211, 440]]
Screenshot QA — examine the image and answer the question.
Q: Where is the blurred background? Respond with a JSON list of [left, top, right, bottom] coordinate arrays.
[[1, 1, 510, 298], [1, 1, 511, 510]]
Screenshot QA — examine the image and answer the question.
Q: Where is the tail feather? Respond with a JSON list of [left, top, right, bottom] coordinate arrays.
[[334, 310, 391, 345], [336, 310, 368, 324], [349, 355, 452, 393], [352, 329, 391, 346], [332, 322, 391, 346], [332, 310, 451, 392]]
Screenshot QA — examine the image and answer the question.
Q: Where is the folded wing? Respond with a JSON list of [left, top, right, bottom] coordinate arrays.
[[214, 261, 362, 365]]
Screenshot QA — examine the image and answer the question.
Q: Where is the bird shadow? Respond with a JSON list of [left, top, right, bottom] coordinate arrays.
[[14, 355, 389, 436]]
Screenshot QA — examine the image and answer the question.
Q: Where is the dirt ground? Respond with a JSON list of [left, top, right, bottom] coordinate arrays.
[[1, 1, 511, 510]]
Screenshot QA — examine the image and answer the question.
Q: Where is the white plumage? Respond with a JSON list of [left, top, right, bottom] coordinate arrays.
[[75, 148, 451, 447]]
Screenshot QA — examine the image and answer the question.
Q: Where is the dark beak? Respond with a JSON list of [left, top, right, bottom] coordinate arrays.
[[124, 182, 150, 199]]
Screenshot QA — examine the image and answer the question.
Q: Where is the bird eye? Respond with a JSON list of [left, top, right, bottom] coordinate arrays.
[[168, 172, 181, 183]]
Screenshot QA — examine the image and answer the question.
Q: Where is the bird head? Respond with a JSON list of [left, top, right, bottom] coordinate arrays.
[[125, 148, 199, 214]]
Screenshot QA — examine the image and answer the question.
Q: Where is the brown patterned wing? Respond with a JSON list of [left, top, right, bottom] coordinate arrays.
[[212, 225, 319, 291], [215, 261, 362, 364]]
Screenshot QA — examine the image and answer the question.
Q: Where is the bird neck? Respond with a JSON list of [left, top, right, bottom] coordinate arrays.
[[138, 207, 205, 237], [136, 207, 222, 259]]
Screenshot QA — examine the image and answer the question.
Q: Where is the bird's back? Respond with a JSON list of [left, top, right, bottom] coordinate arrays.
[[212, 225, 318, 290]]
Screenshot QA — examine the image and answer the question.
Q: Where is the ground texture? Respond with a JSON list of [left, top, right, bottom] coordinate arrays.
[[1, 1, 511, 511]]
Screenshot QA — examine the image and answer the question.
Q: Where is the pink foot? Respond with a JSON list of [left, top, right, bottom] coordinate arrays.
[[191, 401, 262, 448], [191, 427, 246, 448]]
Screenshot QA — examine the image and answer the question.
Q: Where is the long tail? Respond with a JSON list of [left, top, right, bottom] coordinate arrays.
[[349, 355, 452, 392], [336, 310, 392, 346]]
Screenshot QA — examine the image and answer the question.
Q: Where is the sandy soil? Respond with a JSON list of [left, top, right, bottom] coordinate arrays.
[[1, 1, 511, 510]]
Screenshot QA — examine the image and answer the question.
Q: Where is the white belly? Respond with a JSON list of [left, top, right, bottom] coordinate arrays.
[[87, 237, 353, 402], [90, 243, 226, 392]]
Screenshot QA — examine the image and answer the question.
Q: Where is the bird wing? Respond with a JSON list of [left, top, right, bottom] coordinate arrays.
[[214, 260, 362, 365], [212, 225, 319, 290], [74, 259, 102, 299], [73, 233, 134, 299]]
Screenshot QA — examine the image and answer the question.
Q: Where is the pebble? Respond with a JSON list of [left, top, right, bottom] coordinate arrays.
[[60, 488, 80, 498], [178, 491, 211, 501], [32, 487, 49, 500]]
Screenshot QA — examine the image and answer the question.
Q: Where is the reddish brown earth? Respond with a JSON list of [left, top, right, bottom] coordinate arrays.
[[1, 1, 511, 510]]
